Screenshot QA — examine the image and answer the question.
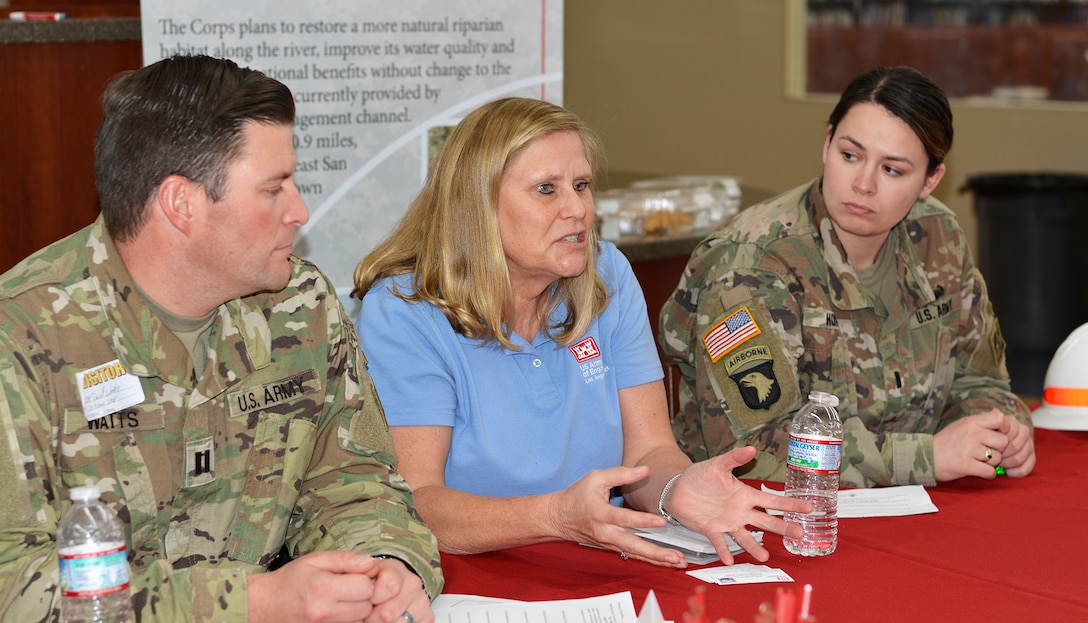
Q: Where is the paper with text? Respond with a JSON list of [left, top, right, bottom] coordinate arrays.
[[630, 524, 764, 564], [761, 484, 938, 517], [433, 591, 639, 623], [687, 563, 794, 586]]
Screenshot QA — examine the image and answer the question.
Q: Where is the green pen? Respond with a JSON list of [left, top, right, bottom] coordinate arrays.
[[995, 397, 1017, 478]]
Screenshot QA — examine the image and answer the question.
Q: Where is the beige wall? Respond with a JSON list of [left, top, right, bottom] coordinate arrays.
[[565, 0, 1088, 258]]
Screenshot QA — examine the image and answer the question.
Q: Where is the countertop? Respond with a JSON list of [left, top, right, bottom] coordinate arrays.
[[613, 229, 706, 264], [0, 17, 139, 43], [606, 177, 771, 262]]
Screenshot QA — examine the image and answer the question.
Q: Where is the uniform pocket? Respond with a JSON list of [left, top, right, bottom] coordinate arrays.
[[924, 327, 956, 416], [225, 415, 316, 566], [799, 321, 857, 411], [58, 403, 165, 498]]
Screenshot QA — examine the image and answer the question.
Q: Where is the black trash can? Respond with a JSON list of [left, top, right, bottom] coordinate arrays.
[[963, 172, 1088, 396]]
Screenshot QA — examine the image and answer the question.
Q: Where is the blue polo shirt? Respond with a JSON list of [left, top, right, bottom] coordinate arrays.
[[356, 242, 664, 498]]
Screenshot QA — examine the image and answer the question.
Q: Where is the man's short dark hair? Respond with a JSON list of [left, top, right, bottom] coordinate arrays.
[[94, 54, 295, 241]]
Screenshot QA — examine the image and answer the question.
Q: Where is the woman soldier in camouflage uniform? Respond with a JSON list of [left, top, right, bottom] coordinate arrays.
[[659, 67, 1035, 488]]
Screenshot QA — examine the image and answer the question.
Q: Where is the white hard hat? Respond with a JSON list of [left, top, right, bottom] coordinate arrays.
[[1032, 322, 1088, 430]]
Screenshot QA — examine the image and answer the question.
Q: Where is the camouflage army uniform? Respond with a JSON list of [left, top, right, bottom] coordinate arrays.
[[0, 217, 442, 621], [659, 179, 1030, 488]]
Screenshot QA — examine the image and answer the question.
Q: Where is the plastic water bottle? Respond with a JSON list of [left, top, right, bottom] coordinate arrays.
[[57, 485, 132, 623], [783, 391, 843, 556]]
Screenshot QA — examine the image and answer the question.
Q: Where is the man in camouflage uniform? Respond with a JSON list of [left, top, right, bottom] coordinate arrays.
[[659, 179, 1033, 488], [0, 55, 441, 622]]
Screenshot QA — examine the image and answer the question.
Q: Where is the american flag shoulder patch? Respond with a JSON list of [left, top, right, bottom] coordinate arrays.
[[703, 306, 761, 363]]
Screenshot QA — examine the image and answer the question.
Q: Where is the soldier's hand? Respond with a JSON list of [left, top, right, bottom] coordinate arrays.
[[933, 410, 1010, 482], [363, 556, 434, 623], [998, 414, 1036, 477], [247, 550, 388, 623]]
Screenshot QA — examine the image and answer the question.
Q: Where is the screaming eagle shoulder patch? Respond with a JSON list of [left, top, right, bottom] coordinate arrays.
[[726, 348, 780, 410], [702, 297, 801, 430], [703, 306, 780, 410]]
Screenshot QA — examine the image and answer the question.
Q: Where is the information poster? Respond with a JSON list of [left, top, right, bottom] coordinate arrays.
[[141, 1, 563, 307]]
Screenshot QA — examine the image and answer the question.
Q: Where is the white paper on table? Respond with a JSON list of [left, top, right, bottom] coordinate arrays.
[[433, 591, 639, 623], [686, 563, 794, 586], [760, 484, 938, 518], [629, 524, 764, 564]]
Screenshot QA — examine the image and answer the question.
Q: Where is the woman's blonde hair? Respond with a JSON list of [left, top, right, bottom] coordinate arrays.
[[351, 97, 608, 349]]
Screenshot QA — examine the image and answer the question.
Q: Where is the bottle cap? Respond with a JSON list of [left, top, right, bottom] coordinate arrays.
[[807, 391, 840, 408], [68, 485, 102, 502]]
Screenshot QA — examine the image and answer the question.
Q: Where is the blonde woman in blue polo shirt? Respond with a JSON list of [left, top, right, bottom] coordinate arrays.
[[351, 97, 810, 567]]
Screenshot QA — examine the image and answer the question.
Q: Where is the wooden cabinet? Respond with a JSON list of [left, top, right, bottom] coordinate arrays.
[[0, 17, 141, 272]]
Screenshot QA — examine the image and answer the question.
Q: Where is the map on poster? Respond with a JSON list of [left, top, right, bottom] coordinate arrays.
[[141, 0, 563, 307]]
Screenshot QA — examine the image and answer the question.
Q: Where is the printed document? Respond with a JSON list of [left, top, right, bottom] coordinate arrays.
[[433, 591, 639, 623], [761, 484, 939, 517]]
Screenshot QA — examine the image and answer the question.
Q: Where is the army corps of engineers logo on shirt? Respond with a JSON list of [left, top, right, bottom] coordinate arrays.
[[571, 336, 608, 384], [569, 336, 600, 362], [703, 306, 781, 410]]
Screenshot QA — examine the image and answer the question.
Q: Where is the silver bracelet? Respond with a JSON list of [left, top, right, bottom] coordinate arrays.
[[657, 472, 684, 526]]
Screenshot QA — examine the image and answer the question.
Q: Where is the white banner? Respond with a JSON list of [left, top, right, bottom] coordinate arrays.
[[141, 1, 563, 308]]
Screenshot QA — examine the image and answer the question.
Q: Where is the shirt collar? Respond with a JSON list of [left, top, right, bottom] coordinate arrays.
[[804, 178, 934, 313], [86, 216, 271, 398]]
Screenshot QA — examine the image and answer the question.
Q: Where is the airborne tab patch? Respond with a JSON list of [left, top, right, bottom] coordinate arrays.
[[703, 306, 761, 362], [724, 344, 772, 376]]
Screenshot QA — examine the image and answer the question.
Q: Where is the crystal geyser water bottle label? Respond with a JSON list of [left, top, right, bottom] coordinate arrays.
[[787, 434, 842, 474], [59, 542, 130, 597]]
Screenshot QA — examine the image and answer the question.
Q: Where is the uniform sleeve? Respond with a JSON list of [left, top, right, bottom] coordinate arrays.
[[659, 241, 802, 478], [931, 248, 1030, 426], [859, 231, 1030, 488], [284, 279, 443, 597], [0, 335, 64, 621], [661, 247, 935, 487]]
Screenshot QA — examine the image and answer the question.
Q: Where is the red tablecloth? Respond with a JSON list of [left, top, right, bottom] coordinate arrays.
[[441, 427, 1088, 622]]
